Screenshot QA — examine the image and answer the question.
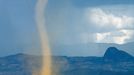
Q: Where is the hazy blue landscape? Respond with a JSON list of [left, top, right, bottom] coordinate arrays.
[[0, 0, 134, 75], [0, 47, 134, 75]]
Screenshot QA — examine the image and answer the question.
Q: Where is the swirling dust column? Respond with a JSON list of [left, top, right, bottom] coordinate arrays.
[[35, 0, 52, 75]]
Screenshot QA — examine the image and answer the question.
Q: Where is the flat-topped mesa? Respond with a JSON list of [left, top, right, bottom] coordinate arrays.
[[103, 47, 134, 62]]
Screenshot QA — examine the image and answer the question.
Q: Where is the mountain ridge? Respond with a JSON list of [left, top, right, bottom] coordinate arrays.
[[0, 47, 134, 75], [103, 47, 134, 62]]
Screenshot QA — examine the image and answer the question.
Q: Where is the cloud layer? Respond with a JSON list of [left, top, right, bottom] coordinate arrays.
[[88, 8, 134, 29], [85, 8, 134, 44], [96, 30, 134, 44]]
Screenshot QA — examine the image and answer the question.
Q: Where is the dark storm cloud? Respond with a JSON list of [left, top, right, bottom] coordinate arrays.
[[72, 0, 134, 7]]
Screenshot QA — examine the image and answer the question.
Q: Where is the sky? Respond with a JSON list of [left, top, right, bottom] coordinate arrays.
[[0, 0, 134, 56]]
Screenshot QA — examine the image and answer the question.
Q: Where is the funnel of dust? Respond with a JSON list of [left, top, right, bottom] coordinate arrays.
[[34, 0, 53, 75]]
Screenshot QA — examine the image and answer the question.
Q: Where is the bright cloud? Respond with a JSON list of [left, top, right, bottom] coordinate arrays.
[[84, 8, 134, 44], [87, 8, 134, 29], [96, 30, 134, 44]]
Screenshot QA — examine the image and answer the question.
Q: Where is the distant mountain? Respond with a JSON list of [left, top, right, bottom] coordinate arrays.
[[0, 47, 134, 75], [52, 42, 134, 56], [103, 47, 134, 62]]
